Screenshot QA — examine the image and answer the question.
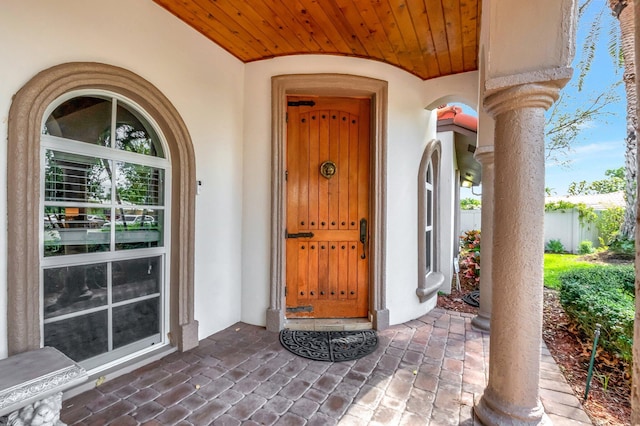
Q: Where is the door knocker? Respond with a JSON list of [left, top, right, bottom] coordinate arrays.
[[320, 160, 337, 179]]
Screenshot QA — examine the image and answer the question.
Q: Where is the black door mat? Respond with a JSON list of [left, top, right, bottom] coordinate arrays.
[[279, 329, 378, 362]]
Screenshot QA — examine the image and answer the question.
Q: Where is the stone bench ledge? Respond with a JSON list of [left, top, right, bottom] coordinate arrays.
[[0, 347, 87, 418]]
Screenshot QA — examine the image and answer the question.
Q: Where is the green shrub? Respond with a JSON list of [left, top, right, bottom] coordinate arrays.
[[460, 198, 481, 210], [559, 265, 635, 365], [545, 200, 577, 212], [596, 206, 624, 247], [545, 239, 565, 253], [560, 264, 635, 295], [609, 237, 635, 259], [577, 240, 595, 255], [544, 201, 597, 228]]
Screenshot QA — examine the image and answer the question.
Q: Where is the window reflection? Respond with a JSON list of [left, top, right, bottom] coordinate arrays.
[[113, 257, 161, 303], [45, 150, 111, 203], [113, 299, 160, 349], [44, 207, 111, 257], [43, 97, 112, 145], [44, 310, 108, 362], [44, 96, 165, 158], [43, 263, 107, 319], [116, 105, 164, 157], [115, 162, 164, 206]]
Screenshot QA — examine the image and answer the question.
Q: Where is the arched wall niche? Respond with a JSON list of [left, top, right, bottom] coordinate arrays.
[[416, 139, 445, 302]]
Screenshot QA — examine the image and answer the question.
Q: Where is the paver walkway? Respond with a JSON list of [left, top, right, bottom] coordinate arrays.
[[60, 308, 592, 425]]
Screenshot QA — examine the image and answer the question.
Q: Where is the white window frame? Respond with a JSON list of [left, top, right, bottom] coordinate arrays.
[[39, 89, 172, 373]]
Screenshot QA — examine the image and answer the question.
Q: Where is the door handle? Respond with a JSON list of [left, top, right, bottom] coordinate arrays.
[[359, 218, 367, 259], [286, 231, 314, 239]]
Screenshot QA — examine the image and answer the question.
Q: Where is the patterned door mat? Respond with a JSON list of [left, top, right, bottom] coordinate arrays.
[[279, 329, 378, 362]]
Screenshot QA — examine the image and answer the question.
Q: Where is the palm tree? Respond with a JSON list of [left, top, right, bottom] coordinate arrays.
[[608, 0, 637, 240], [606, 1, 638, 423], [575, 1, 638, 421]]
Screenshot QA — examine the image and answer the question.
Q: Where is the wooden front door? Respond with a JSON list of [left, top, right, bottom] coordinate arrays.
[[285, 96, 370, 318]]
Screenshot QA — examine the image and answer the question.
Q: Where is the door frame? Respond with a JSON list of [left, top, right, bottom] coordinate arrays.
[[267, 74, 389, 331]]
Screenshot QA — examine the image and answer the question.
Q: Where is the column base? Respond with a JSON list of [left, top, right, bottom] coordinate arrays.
[[266, 308, 285, 332], [177, 320, 199, 352], [372, 308, 389, 330], [475, 391, 550, 426], [471, 312, 491, 332]]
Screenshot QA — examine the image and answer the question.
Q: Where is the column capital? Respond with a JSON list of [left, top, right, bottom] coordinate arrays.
[[483, 67, 573, 118], [474, 145, 495, 164]]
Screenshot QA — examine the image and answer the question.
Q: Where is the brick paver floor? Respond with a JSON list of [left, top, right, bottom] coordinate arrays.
[[60, 308, 591, 425]]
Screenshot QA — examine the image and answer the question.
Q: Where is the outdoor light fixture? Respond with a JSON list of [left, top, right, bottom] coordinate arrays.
[[461, 180, 472, 188]]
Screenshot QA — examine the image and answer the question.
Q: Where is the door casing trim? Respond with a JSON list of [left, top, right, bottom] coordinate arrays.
[[267, 74, 389, 331]]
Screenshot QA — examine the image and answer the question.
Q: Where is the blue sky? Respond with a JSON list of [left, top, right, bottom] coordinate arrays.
[[544, 3, 626, 196], [461, 3, 626, 198]]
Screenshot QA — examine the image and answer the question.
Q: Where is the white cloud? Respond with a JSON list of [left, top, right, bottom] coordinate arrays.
[[572, 140, 624, 157]]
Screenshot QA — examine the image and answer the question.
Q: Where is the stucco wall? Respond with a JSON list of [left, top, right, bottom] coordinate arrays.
[[0, 1, 482, 357], [0, 0, 246, 354]]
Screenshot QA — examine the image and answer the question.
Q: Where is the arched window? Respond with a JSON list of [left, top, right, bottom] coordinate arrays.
[[41, 92, 169, 370], [7, 63, 198, 370], [417, 140, 445, 302]]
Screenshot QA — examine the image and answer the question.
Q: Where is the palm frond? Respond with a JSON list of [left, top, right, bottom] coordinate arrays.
[[578, 0, 594, 18], [607, 19, 623, 69], [576, 8, 603, 91]]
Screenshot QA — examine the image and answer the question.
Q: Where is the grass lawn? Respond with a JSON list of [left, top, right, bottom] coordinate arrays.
[[543, 253, 595, 289]]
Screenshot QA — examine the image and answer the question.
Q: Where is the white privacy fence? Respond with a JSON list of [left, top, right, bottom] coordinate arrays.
[[460, 209, 481, 233], [543, 210, 600, 253], [460, 209, 600, 254]]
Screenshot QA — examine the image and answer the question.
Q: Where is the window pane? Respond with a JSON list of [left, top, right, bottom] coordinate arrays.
[[43, 263, 108, 319], [44, 310, 108, 362], [115, 162, 164, 206], [112, 257, 161, 303], [113, 298, 160, 349], [111, 210, 163, 251], [426, 189, 432, 227], [116, 104, 164, 158], [45, 150, 112, 203], [425, 230, 432, 273], [43, 96, 112, 145], [44, 207, 111, 257]]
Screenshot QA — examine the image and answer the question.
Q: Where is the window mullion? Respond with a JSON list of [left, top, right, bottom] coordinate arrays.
[[108, 85, 118, 357], [111, 97, 117, 150], [107, 262, 113, 352]]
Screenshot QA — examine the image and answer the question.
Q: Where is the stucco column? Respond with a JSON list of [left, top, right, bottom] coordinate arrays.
[[474, 72, 570, 425], [471, 146, 494, 332]]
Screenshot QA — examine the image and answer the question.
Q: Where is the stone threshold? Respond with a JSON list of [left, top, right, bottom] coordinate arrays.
[[284, 318, 372, 331]]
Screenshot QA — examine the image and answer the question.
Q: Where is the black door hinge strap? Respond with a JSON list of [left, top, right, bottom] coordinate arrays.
[[287, 100, 316, 107]]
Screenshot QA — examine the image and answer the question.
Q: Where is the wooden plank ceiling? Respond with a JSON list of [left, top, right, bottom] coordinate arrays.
[[152, 0, 481, 81]]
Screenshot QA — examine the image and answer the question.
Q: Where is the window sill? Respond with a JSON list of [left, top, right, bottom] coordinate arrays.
[[416, 272, 445, 303]]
